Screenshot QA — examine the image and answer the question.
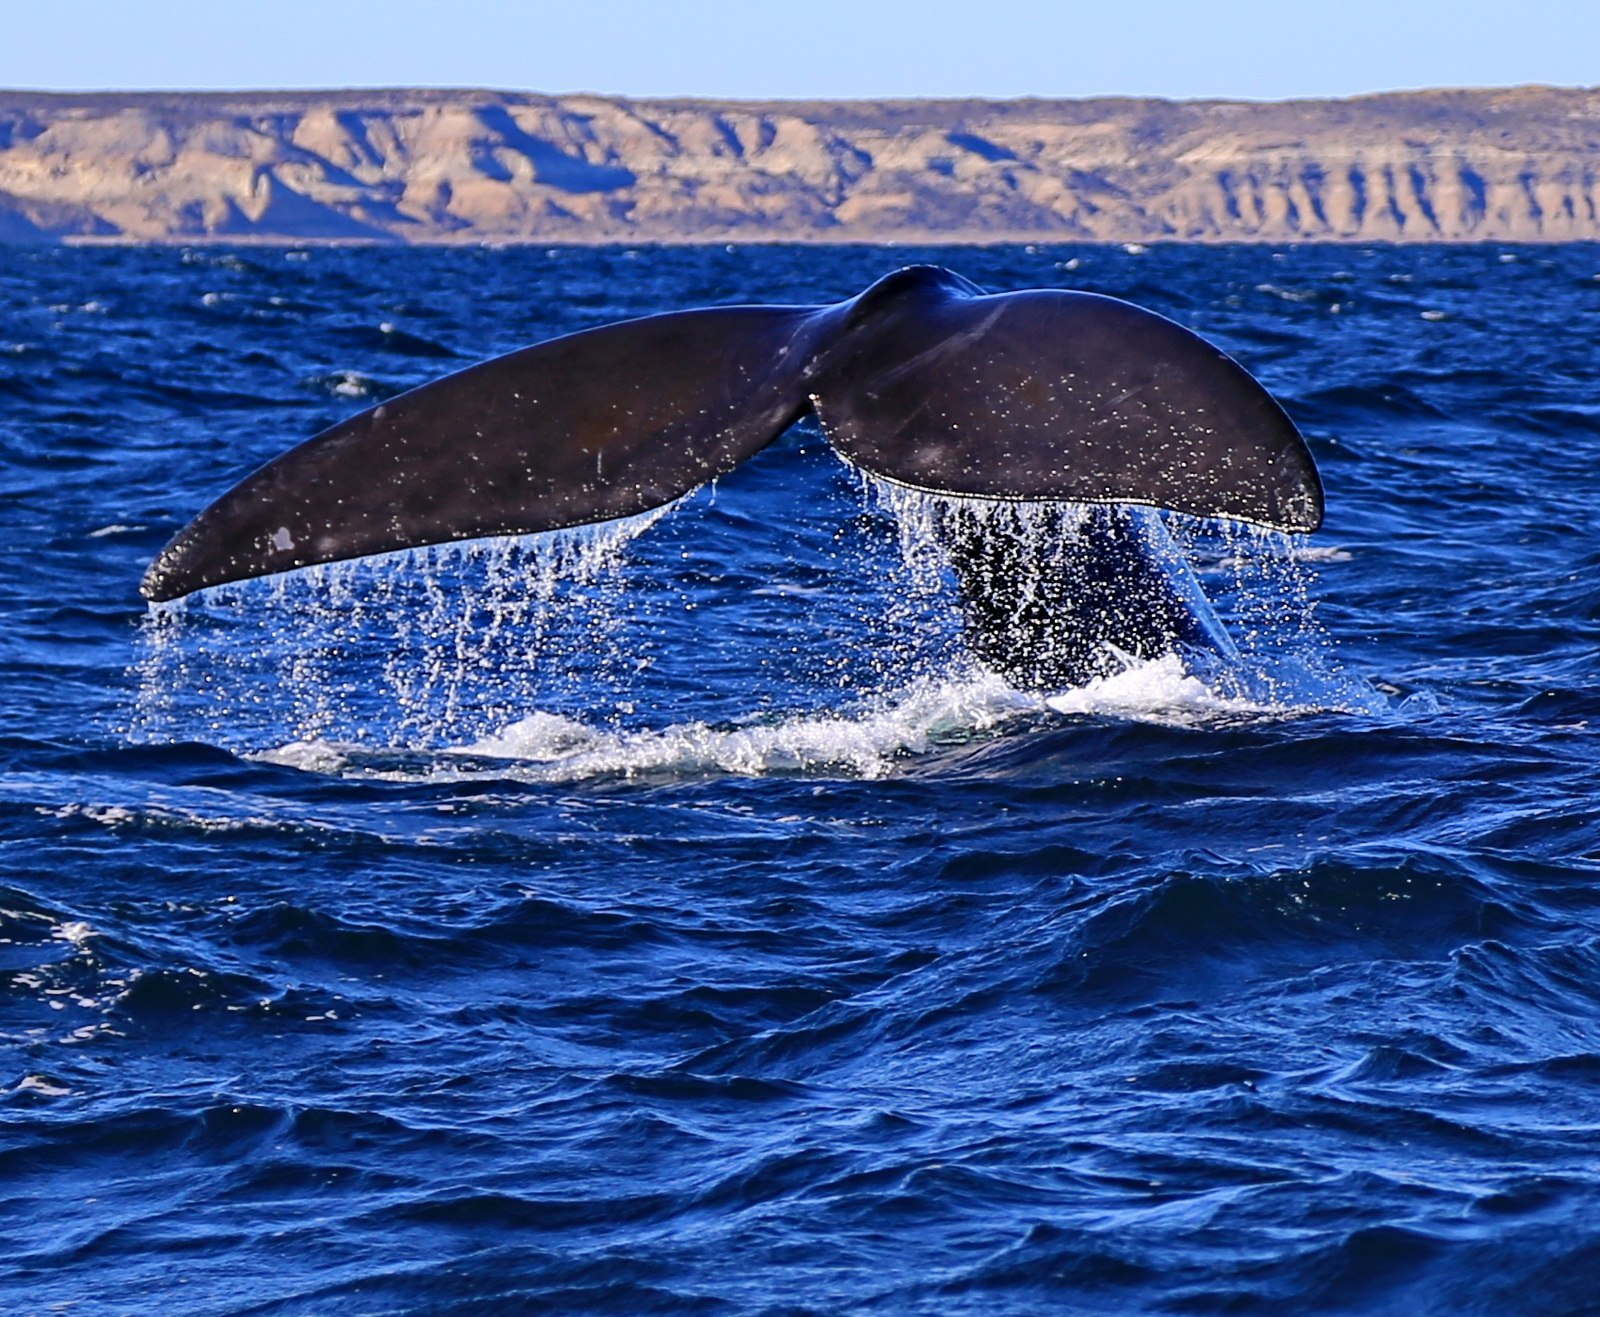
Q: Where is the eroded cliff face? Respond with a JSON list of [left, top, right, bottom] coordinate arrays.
[[0, 86, 1596, 243]]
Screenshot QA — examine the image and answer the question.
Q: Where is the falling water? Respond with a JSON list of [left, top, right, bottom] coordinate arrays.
[[131, 455, 1373, 776], [23, 243, 1598, 1316], [862, 470, 1379, 718], [131, 506, 677, 750]]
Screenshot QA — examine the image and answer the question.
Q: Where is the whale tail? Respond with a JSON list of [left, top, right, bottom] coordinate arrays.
[[141, 266, 1320, 602]]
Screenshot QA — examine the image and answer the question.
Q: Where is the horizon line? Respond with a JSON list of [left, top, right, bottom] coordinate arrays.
[[0, 81, 1596, 107]]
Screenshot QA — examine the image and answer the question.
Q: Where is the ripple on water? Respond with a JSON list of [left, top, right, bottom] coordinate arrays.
[[6, 243, 1600, 1314]]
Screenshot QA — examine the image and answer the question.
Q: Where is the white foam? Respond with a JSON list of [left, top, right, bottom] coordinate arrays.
[[254, 643, 1373, 785], [252, 741, 353, 777], [327, 370, 377, 397], [1285, 544, 1352, 563], [53, 921, 97, 947], [15, 1075, 72, 1097], [41, 799, 335, 838], [1045, 652, 1264, 723], [258, 671, 1034, 783], [1255, 283, 1320, 304], [136, 460, 1379, 771]]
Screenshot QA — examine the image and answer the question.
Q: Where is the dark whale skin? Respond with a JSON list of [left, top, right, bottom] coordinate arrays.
[[142, 266, 1320, 605]]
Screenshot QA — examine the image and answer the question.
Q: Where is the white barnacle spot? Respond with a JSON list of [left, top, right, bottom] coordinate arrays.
[[270, 527, 295, 553]]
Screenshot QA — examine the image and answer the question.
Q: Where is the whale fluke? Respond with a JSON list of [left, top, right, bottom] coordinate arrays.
[[142, 305, 830, 601], [142, 266, 1320, 602]]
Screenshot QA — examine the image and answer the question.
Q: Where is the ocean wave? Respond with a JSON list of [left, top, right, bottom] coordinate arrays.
[[14, 242, 1600, 1315], [246, 648, 1372, 785], [261, 671, 1034, 782]]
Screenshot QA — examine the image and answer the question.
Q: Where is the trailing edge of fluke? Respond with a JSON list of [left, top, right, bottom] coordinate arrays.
[[141, 265, 1322, 603]]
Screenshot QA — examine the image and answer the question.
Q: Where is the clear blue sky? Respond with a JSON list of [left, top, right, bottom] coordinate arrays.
[[6, 0, 1597, 101]]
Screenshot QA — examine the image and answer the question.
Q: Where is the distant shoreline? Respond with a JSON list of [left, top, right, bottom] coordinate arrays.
[[4, 85, 1598, 245], [52, 234, 1600, 250]]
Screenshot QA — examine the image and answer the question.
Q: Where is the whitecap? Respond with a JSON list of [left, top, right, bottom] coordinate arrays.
[[258, 671, 1031, 783], [14, 1075, 72, 1097], [1045, 652, 1269, 724]]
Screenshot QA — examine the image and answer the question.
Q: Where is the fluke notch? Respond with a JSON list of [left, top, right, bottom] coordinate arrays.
[[142, 266, 1320, 602]]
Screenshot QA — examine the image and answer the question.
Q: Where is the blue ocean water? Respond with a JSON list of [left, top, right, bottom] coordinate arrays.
[[2, 240, 1599, 1315]]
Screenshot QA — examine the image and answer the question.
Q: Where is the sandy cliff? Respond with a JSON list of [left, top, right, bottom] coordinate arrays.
[[1, 86, 1596, 243]]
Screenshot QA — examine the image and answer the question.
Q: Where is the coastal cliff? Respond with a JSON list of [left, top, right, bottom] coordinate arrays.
[[1, 85, 1597, 244]]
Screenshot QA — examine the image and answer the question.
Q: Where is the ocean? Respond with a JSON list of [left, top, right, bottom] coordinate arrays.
[[2, 240, 1598, 1314]]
